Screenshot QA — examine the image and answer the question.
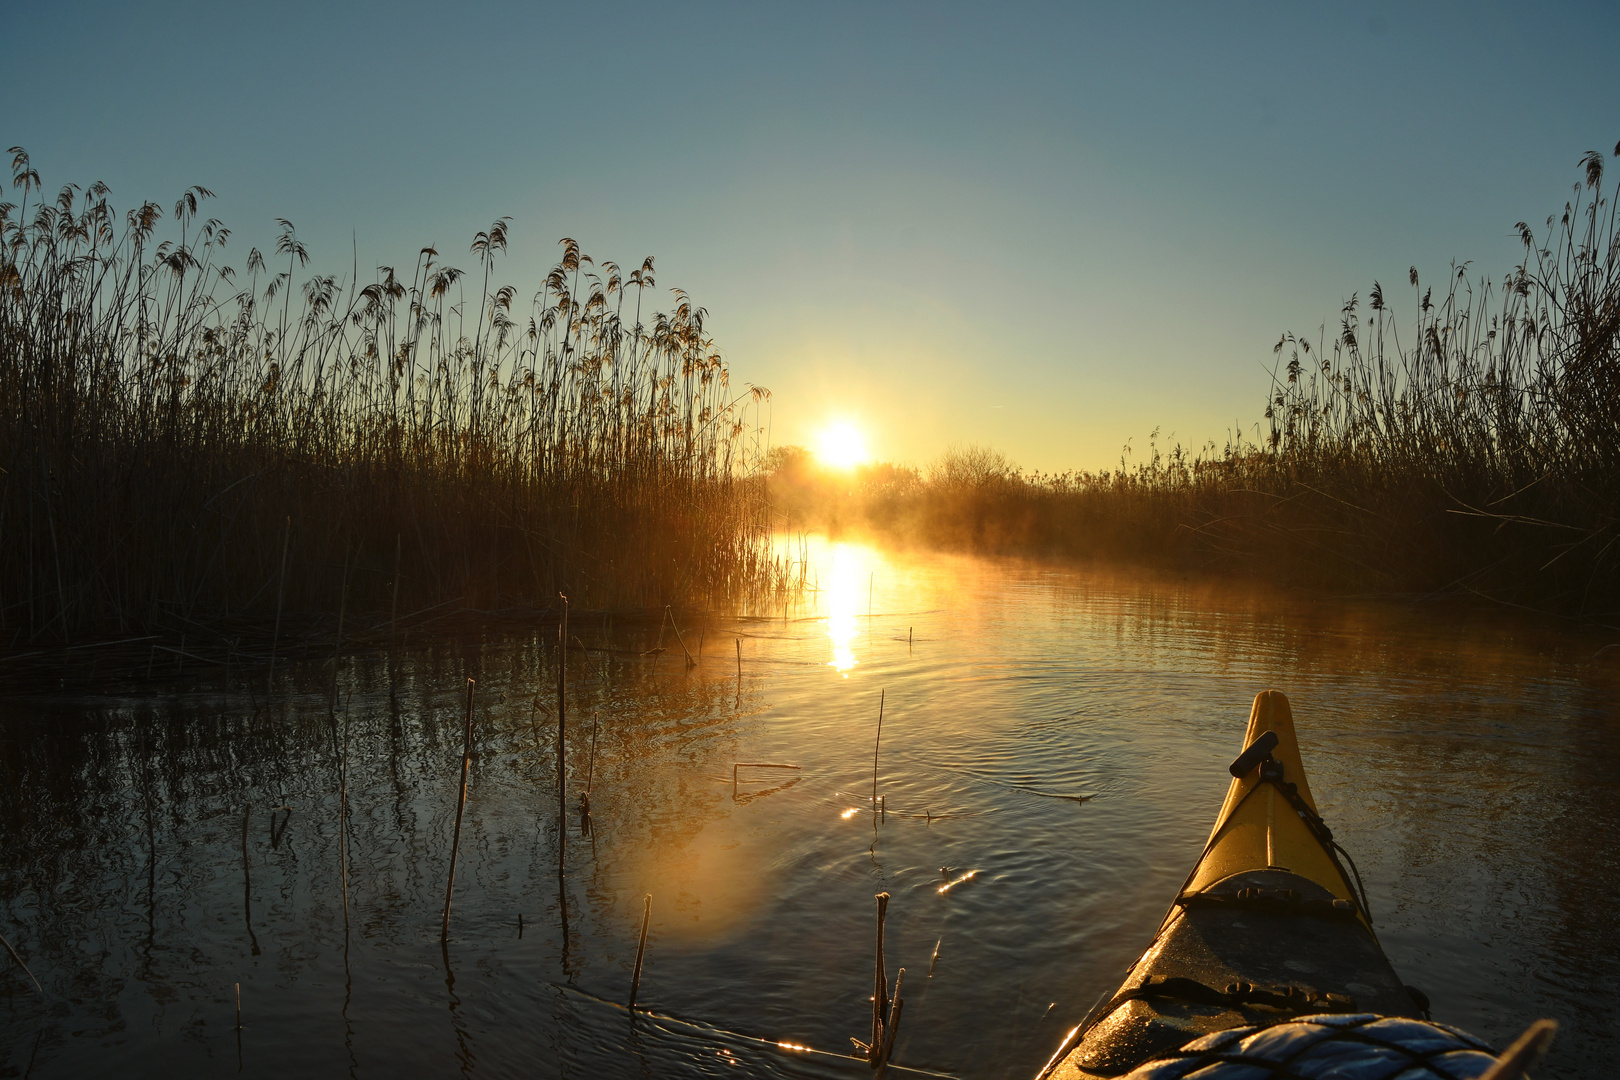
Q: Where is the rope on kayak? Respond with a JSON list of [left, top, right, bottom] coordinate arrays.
[[1333, 838, 1373, 926], [1264, 766, 1375, 924], [1116, 1012, 1504, 1080]]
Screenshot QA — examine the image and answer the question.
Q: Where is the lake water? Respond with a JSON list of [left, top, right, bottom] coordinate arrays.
[[1, 537, 1616, 1078]]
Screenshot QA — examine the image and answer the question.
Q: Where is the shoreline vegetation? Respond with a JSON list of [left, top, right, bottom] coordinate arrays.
[[4, 143, 1618, 683], [772, 148, 1620, 620], [0, 148, 788, 669]]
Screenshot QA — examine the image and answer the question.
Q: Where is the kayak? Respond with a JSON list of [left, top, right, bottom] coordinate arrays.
[[1036, 691, 1545, 1080]]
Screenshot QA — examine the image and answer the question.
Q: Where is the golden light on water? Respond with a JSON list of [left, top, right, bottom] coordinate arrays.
[[814, 420, 869, 470], [825, 541, 864, 674]]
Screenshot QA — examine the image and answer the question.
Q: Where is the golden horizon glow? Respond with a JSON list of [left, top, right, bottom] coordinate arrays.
[[814, 420, 870, 470]]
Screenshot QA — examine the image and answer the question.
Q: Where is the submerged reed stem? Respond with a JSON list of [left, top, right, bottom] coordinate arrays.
[[629, 894, 652, 1011]]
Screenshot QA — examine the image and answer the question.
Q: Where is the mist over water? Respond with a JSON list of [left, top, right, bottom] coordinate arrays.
[[1, 539, 1615, 1078]]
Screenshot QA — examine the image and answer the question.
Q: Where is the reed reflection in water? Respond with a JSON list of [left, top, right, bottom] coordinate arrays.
[[0, 537, 1616, 1079]]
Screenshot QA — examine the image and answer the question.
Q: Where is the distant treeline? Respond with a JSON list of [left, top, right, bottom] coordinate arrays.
[[775, 148, 1620, 618], [0, 148, 785, 647]]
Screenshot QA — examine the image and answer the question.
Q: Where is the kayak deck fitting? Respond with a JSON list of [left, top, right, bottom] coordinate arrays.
[[1041, 691, 1431, 1079]]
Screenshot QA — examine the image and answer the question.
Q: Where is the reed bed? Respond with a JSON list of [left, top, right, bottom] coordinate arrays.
[[0, 149, 788, 649], [795, 148, 1620, 616]]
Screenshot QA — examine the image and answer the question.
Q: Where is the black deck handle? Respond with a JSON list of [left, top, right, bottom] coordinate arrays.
[[1228, 730, 1280, 778]]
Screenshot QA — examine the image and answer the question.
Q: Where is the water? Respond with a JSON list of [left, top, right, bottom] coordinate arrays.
[[1, 538, 1616, 1079]]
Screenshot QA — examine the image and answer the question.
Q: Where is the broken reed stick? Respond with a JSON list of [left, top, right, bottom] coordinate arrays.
[[871, 891, 890, 1059], [874, 968, 906, 1077], [241, 803, 252, 893], [235, 981, 242, 1030], [0, 929, 42, 995], [441, 678, 476, 942], [1479, 1019, 1558, 1080], [871, 689, 886, 812], [586, 712, 599, 793], [579, 712, 599, 833], [664, 606, 696, 667], [629, 894, 651, 1011], [929, 939, 941, 977], [731, 762, 800, 796], [736, 638, 741, 679], [243, 799, 261, 958], [267, 516, 290, 695]]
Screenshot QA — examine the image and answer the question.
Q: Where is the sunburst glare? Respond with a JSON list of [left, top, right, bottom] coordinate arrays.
[[814, 420, 870, 470]]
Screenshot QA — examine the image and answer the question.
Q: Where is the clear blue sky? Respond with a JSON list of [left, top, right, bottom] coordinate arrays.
[[6, 1, 1618, 470]]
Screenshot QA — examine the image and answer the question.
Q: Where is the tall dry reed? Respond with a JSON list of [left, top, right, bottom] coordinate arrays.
[[0, 150, 787, 645]]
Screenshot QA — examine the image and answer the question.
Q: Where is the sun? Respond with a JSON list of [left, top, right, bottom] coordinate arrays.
[[815, 420, 870, 470]]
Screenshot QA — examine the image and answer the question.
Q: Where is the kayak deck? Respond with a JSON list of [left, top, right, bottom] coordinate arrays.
[[1044, 692, 1421, 1079]]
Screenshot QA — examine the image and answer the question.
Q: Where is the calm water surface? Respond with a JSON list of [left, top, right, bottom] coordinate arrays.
[[2, 539, 1616, 1078]]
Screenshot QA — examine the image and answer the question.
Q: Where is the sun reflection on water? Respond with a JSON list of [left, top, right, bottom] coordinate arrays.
[[825, 542, 864, 674]]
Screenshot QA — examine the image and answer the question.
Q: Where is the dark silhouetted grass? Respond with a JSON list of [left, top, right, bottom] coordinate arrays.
[[0, 150, 785, 649]]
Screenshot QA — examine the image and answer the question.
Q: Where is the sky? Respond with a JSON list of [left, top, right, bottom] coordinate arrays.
[[6, 0, 1619, 471]]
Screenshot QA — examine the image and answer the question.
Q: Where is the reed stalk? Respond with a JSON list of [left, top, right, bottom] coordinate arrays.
[[875, 968, 905, 1076], [241, 802, 259, 956], [339, 705, 349, 928], [440, 678, 475, 942], [871, 690, 885, 812], [628, 894, 651, 1011], [0, 929, 42, 994], [266, 518, 289, 694], [556, 614, 566, 851], [389, 535, 401, 647], [871, 891, 890, 1059]]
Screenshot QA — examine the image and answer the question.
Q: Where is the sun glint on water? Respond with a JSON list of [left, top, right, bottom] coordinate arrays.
[[825, 542, 863, 673]]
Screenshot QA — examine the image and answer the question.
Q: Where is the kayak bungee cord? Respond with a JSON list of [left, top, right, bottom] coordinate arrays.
[[1159, 729, 1374, 935]]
